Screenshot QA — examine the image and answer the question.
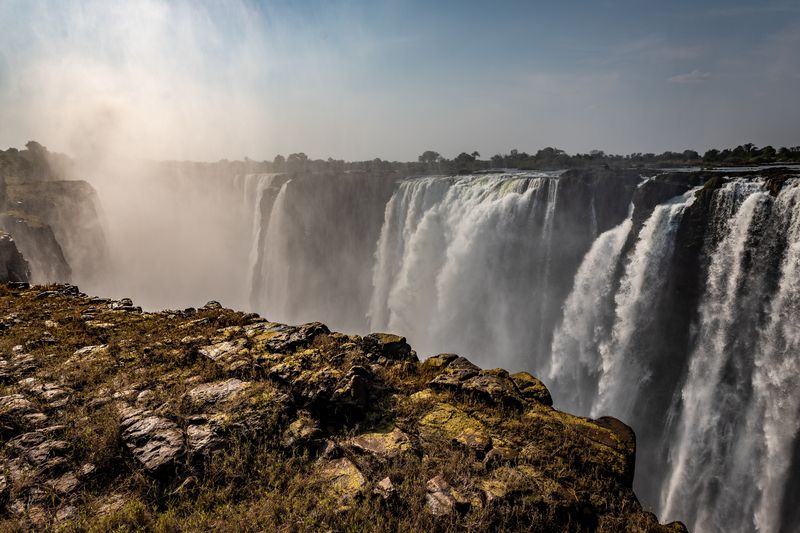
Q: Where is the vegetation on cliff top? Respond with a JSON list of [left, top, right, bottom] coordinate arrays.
[[0, 284, 686, 532]]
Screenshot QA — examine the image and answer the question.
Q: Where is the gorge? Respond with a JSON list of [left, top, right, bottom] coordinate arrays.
[[0, 151, 799, 532]]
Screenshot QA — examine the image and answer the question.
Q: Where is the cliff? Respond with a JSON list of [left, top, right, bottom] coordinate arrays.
[[0, 178, 109, 284], [0, 144, 109, 285], [0, 284, 685, 531]]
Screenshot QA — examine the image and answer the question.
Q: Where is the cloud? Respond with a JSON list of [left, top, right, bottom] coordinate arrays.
[[668, 69, 711, 83]]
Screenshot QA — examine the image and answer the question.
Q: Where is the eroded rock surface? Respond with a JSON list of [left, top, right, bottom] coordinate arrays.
[[0, 284, 686, 532]]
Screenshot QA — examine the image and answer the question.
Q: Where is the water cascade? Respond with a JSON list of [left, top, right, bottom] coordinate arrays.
[[237, 168, 800, 532]]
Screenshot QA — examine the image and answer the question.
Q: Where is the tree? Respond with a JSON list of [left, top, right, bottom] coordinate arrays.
[[418, 150, 441, 164], [471, 151, 480, 159]]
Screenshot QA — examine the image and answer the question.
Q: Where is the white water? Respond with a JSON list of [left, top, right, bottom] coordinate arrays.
[[591, 191, 694, 421], [236, 169, 800, 531], [369, 173, 558, 369], [657, 180, 800, 533], [751, 182, 800, 533], [241, 174, 280, 298], [251, 180, 292, 320], [548, 212, 633, 414]]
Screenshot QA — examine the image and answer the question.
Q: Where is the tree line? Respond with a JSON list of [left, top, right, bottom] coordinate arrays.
[[3, 142, 799, 181]]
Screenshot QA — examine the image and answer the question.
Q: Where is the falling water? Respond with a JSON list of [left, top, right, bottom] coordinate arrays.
[[751, 182, 800, 533], [591, 191, 695, 421], [548, 211, 633, 414], [660, 181, 800, 532], [238, 167, 800, 531], [368, 173, 563, 369], [251, 180, 292, 319]]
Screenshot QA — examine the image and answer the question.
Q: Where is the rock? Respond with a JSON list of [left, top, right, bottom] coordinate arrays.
[[198, 338, 249, 373], [479, 479, 508, 505], [430, 364, 527, 408], [428, 356, 479, 386], [0, 393, 36, 419], [202, 301, 223, 310], [510, 372, 553, 406], [0, 233, 29, 284], [349, 427, 413, 460], [425, 475, 469, 516], [282, 414, 322, 447], [18, 378, 72, 408], [483, 446, 519, 467], [422, 353, 459, 371], [46, 471, 80, 494], [183, 378, 250, 411], [593, 416, 637, 486], [329, 366, 375, 414], [314, 457, 366, 505], [362, 333, 416, 361], [78, 463, 96, 479], [249, 321, 330, 353], [68, 344, 109, 365], [186, 418, 225, 456], [136, 389, 156, 406], [119, 407, 185, 473], [0, 474, 8, 503], [55, 505, 77, 522], [461, 369, 526, 408], [663, 521, 689, 533], [373, 476, 397, 500], [420, 403, 492, 454]]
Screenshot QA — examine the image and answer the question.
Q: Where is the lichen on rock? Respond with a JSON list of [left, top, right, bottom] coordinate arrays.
[[0, 283, 685, 532]]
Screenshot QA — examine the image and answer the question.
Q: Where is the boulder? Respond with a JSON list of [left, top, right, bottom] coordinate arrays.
[[186, 417, 225, 457], [183, 378, 250, 411], [248, 321, 329, 353], [362, 333, 416, 361], [373, 476, 397, 501], [510, 372, 553, 406], [348, 427, 413, 460], [119, 407, 185, 474], [420, 403, 492, 454], [282, 413, 322, 447], [430, 363, 528, 408], [198, 339, 249, 373], [314, 457, 366, 506], [425, 475, 469, 516]]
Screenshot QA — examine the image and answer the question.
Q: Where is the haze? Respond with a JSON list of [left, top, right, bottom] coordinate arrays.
[[1, 0, 798, 163]]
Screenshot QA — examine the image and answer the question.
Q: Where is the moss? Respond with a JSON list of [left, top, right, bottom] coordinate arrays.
[[0, 284, 681, 532]]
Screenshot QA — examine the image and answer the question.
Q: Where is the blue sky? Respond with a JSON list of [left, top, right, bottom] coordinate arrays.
[[0, 0, 798, 161]]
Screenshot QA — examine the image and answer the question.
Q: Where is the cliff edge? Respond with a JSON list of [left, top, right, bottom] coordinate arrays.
[[0, 285, 685, 532]]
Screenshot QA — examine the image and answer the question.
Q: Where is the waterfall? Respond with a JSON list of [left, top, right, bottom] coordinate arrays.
[[244, 174, 279, 296], [548, 211, 633, 414], [368, 173, 569, 368], [659, 181, 800, 532], [251, 180, 292, 320], [591, 191, 694, 421], [751, 182, 800, 533], [238, 167, 800, 531]]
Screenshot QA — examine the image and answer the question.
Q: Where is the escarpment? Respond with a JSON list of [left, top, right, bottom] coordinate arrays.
[[0, 285, 686, 531], [0, 146, 109, 286]]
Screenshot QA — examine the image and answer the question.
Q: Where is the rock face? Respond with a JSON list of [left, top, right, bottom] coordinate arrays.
[[0, 214, 70, 282], [0, 152, 110, 286], [0, 233, 29, 284], [0, 284, 686, 532]]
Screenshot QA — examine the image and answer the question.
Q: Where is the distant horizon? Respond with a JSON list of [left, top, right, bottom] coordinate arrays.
[[1, 1, 798, 163]]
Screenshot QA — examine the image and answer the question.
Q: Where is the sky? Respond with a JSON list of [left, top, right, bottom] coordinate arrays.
[[0, 0, 798, 162]]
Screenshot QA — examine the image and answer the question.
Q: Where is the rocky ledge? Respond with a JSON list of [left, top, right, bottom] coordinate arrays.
[[0, 284, 685, 531]]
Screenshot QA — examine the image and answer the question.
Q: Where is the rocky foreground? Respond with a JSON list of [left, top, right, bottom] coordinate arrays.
[[0, 284, 685, 532]]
